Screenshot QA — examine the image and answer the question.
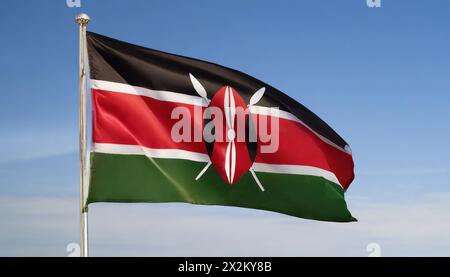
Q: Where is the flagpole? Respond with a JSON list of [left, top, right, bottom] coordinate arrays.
[[75, 13, 90, 258]]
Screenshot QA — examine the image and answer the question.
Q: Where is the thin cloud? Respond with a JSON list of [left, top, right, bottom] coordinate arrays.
[[359, 168, 450, 176], [1, 194, 450, 256], [0, 128, 78, 163]]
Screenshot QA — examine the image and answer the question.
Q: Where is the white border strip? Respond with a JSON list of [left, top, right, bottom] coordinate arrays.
[[91, 79, 351, 155], [91, 79, 206, 107], [252, 163, 342, 188], [93, 143, 209, 163], [93, 143, 342, 188]]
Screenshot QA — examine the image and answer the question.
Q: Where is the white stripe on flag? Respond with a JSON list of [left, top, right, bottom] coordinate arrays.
[[93, 143, 210, 163], [251, 163, 342, 188], [92, 143, 342, 188], [91, 79, 206, 107]]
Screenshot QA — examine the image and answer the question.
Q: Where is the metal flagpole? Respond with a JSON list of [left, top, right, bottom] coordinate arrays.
[[75, 13, 90, 258]]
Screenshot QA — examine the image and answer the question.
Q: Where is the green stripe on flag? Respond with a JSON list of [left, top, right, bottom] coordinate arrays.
[[87, 153, 356, 222]]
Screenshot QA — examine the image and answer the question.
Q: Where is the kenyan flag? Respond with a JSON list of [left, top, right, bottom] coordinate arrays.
[[86, 32, 356, 222]]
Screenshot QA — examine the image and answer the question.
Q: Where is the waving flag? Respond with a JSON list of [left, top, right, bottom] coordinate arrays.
[[86, 32, 355, 222]]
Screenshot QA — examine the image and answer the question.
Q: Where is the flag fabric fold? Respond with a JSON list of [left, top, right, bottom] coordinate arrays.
[[86, 31, 356, 222]]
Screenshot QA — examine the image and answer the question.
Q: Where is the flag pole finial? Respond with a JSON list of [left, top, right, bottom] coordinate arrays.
[[75, 13, 90, 26]]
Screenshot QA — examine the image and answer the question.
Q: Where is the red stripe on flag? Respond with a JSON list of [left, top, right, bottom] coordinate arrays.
[[254, 115, 354, 189], [92, 88, 207, 154], [92, 89, 354, 189]]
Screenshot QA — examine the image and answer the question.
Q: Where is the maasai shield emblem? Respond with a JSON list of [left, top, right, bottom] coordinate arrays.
[[190, 74, 266, 191]]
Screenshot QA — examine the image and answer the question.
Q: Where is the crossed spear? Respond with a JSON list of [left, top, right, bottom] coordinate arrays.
[[190, 74, 265, 192]]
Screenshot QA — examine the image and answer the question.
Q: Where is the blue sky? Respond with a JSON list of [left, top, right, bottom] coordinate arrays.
[[0, 0, 450, 256]]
